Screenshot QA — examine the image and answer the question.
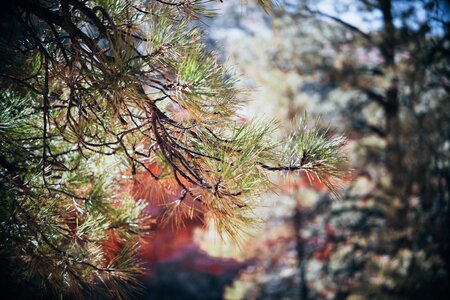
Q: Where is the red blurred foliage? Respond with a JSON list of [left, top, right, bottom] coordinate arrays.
[[102, 230, 126, 265], [101, 162, 243, 278], [281, 170, 355, 195]]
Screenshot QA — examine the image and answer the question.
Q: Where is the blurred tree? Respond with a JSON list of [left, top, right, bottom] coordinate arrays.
[[265, 0, 449, 299], [0, 0, 348, 298], [275, 0, 449, 194]]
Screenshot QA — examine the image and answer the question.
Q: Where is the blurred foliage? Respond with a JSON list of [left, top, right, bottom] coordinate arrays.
[[210, 0, 449, 299]]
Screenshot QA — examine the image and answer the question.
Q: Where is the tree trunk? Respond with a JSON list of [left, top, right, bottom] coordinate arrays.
[[379, 0, 404, 191], [293, 206, 308, 300]]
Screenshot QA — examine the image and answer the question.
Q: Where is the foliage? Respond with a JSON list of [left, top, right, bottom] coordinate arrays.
[[0, 0, 348, 297]]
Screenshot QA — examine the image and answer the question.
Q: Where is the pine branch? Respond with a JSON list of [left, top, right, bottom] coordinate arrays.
[[0, 0, 349, 297]]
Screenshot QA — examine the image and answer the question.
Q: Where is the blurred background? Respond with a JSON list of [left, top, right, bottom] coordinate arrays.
[[134, 0, 450, 299]]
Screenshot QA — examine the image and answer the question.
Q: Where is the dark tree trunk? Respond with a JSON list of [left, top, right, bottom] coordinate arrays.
[[379, 0, 404, 191], [293, 207, 308, 300]]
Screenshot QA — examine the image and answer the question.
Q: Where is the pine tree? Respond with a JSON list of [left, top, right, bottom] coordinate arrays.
[[0, 0, 348, 298]]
